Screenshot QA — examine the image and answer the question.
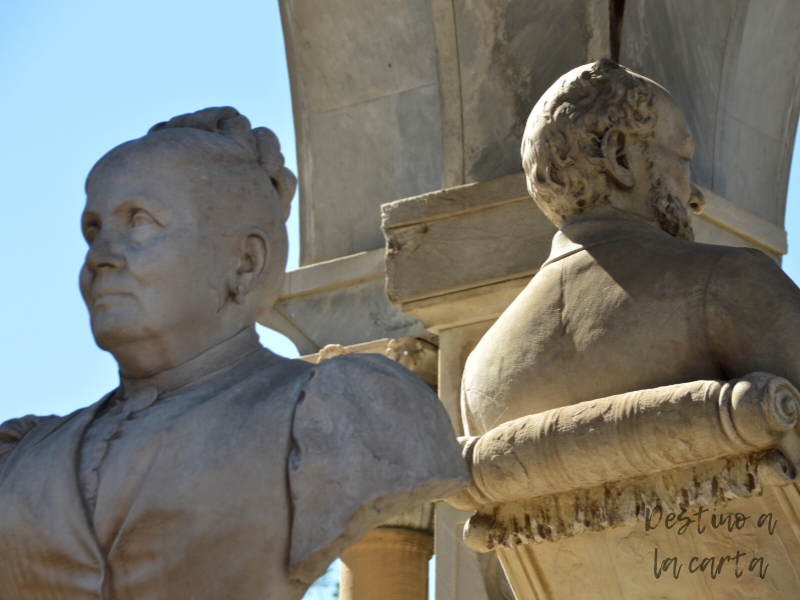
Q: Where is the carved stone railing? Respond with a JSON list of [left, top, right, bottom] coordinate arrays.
[[447, 373, 800, 555]]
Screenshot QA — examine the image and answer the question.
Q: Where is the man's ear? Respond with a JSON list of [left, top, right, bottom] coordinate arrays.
[[601, 127, 634, 189], [234, 228, 269, 297]]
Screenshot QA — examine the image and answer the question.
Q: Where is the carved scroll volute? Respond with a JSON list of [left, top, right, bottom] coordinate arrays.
[[722, 372, 800, 486], [448, 372, 800, 554], [724, 372, 800, 446]]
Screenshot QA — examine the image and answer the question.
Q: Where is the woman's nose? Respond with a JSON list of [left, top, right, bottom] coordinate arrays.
[[84, 229, 126, 273]]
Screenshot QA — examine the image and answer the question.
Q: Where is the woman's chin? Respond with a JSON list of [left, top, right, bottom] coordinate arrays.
[[90, 312, 149, 354]]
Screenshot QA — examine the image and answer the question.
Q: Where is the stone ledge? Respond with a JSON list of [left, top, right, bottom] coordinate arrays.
[[382, 173, 788, 333], [280, 248, 386, 299], [381, 173, 786, 257], [696, 185, 787, 256], [381, 172, 530, 228], [259, 249, 428, 354]]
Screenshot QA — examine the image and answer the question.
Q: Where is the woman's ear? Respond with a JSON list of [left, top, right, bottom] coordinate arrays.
[[232, 228, 269, 303], [601, 127, 634, 189]]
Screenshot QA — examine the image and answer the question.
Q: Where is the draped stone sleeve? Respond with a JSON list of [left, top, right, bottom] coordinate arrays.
[[287, 353, 470, 585], [0, 415, 55, 469]]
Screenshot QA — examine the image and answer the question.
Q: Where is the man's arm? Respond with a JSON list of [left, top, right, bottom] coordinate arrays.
[[706, 246, 800, 387]]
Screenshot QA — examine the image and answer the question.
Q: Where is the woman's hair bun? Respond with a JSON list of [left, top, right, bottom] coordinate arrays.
[[148, 107, 297, 221]]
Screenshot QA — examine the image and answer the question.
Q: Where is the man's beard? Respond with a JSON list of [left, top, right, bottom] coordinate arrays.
[[646, 174, 702, 242], [649, 191, 694, 240]]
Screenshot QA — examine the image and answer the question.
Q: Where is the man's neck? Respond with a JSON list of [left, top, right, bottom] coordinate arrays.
[[544, 212, 669, 268], [118, 327, 262, 399], [562, 205, 658, 229]]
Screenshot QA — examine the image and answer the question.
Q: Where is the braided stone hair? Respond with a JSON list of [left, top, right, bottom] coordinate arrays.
[[521, 59, 658, 226]]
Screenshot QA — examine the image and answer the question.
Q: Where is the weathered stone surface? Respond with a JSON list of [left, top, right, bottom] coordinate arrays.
[[453, 0, 609, 184], [281, 0, 438, 115], [382, 173, 785, 336], [386, 195, 550, 302], [281, 0, 615, 264], [621, 0, 800, 226], [438, 63, 800, 598], [0, 108, 469, 600], [298, 336, 438, 390], [260, 249, 430, 355], [280, 0, 443, 265], [282, 0, 800, 279], [288, 354, 468, 585], [300, 84, 443, 262], [276, 2, 800, 597], [496, 484, 800, 600], [452, 374, 800, 518], [298, 332, 444, 600]]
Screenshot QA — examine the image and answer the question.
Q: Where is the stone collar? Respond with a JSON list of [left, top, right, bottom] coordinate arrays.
[[543, 216, 668, 268]]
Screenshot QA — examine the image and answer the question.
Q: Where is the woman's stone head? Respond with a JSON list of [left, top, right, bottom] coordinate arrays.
[[80, 107, 296, 374]]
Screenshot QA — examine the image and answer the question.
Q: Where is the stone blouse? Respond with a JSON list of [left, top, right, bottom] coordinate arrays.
[[0, 348, 467, 600]]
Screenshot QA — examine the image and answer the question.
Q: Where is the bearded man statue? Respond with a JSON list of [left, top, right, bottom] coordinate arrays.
[[461, 59, 800, 435]]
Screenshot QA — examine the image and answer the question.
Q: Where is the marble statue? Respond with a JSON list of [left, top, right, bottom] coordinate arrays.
[[446, 60, 800, 599], [461, 58, 800, 436], [0, 107, 468, 600]]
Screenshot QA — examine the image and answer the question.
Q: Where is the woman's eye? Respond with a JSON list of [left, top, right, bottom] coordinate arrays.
[[84, 225, 99, 243], [131, 211, 153, 227]]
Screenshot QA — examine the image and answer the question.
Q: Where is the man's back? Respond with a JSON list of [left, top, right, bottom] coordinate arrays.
[[462, 217, 800, 435]]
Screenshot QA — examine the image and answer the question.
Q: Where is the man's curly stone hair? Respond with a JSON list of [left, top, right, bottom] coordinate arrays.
[[521, 59, 658, 226]]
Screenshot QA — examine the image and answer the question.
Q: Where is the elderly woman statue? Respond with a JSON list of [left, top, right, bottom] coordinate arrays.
[[0, 107, 467, 600]]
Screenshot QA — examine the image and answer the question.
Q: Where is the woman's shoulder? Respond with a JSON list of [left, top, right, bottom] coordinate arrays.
[[0, 414, 60, 465], [0, 414, 52, 443], [287, 351, 468, 584], [302, 352, 431, 390]]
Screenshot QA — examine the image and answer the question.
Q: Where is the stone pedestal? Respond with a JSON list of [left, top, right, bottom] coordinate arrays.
[[340, 528, 434, 600]]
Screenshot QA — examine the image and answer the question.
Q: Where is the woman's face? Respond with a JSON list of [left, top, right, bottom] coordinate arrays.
[[80, 143, 238, 369]]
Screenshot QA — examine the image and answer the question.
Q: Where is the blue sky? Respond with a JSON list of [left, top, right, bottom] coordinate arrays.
[[0, 2, 334, 597], [3, 3, 800, 599], [5, 0, 800, 423], [0, 0, 301, 424], [3, 0, 800, 426]]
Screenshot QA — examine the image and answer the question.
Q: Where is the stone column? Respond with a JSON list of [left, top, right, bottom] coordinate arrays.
[[340, 527, 434, 600]]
